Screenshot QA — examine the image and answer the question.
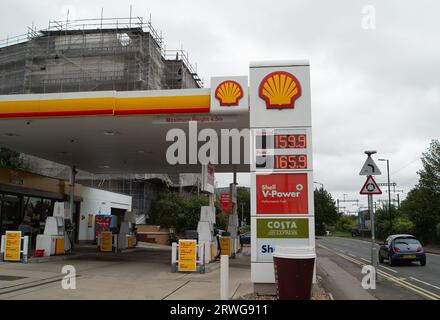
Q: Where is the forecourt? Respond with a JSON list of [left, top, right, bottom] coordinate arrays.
[[0, 60, 315, 293]]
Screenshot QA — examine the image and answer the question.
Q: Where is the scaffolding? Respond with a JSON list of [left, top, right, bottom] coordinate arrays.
[[0, 16, 203, 95]]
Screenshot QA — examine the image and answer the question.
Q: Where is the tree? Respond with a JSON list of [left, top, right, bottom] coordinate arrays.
[[150, 192, 184, 229], [400, 140, 440, 244], [314, 187, 339, 235], [335, 214, 357, 233], [178, 193, 208, 230], [0, 148, 28, 169], [400, 186, 438, 244], [374, 203, 414, 240]]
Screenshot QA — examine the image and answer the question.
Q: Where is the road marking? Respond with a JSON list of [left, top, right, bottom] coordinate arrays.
[[426, 253, 439, 257], [347, 253, 357, 258], [380, 266, 398, 274], [410, 277, 440, 291], [317, 244, 440, 300], [360, 258, 370, 262]]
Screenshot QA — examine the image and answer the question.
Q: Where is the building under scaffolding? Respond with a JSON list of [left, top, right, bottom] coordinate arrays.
[[0, 17, 204, 223], [0, 17, 203, 95]]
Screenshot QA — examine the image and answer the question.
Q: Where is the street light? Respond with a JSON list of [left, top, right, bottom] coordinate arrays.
[[378, 158, 392, 233], [313, 181, 324, 189]]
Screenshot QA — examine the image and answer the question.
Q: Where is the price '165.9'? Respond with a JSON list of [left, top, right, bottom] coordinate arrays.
[[274, 155, 307, 169]]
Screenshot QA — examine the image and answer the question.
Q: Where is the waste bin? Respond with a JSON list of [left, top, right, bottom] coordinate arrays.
[[273, 246, 316, 300]]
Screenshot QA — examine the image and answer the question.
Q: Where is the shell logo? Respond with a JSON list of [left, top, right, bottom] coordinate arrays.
[[215, 80, 244, 106], [258, 71, 302, 109]]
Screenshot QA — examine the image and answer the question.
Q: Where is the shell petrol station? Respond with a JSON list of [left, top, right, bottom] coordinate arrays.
[[0, 60, 316, 297]]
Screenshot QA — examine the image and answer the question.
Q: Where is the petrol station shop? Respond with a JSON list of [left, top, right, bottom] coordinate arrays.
[[0, 167, 132, 252]]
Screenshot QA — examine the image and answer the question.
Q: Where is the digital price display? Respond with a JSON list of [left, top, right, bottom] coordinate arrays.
[[274, 154, 307, 169], [274, 134, 307, 149], [255, 129, 310, 171]]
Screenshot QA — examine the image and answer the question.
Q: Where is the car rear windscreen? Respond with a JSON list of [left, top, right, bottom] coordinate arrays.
[[394, 238, 421, 245]]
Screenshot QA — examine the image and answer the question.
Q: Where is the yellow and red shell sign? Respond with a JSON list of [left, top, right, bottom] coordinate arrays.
[[258, 71, 302, 109], [215, 80, 244, 106]]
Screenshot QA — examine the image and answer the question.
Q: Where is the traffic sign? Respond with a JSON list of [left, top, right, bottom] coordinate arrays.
[[360, 175, 382, 195], [359, 157, 382, 176]]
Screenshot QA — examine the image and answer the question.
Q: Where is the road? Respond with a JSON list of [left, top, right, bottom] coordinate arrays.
[[317, 236, 440, 300], [0, 244, 252, 300]]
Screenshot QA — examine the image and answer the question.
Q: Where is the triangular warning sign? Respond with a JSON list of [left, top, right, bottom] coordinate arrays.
[[360, 175, 382, 195], [359, 157, 382, 176]]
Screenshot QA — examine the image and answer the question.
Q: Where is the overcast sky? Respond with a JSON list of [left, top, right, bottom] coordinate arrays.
[[1, 0, 438, 212]]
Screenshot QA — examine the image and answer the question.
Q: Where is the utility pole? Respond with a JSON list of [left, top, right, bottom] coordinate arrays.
[[378, 159, 392, 233]]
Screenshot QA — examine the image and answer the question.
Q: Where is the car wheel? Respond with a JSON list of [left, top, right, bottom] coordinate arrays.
[[420, 259, 426, 266], [379, 254, 384, 263], [388, 255, 395, 267]]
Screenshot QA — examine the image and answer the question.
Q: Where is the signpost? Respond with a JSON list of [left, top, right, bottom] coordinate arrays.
[[359, 151, 382, 270]]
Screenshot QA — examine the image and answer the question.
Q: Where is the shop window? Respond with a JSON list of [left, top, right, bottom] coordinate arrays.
[[22, 197, 43, 236], [0, 195, 21, 235]]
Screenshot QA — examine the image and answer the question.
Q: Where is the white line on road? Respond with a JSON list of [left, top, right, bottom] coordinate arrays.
[[347, 253, 357, 258], [426, 253, 440, 257], [409, 277, 440, 291], [360, 258, 370, 262], [380, 266, 398, 274]]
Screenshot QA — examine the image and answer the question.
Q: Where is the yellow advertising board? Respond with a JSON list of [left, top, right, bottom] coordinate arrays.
[[178, 240, 197, 272], [220, 236, 231, 256], [101, 231, 113, 252], [4, 231, 21, 262]]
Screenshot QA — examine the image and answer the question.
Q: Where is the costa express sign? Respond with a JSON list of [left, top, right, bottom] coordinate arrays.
[[257, 218, 309, 239], [256, 173, 308, 214]]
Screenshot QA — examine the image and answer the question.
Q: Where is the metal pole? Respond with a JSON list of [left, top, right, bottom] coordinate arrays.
[[369, 194, 377, 269], [69, 166, 77, 250], [387, 160, 392, 233]]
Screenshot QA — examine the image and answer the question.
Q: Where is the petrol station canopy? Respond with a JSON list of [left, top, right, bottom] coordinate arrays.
[[0, 87, 250, 174]]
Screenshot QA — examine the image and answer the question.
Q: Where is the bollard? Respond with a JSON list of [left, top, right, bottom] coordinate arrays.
[[220, 254, 229, 300]]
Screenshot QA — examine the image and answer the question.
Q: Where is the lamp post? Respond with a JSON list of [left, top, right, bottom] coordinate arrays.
[[378, 159, 392, 233], [313, 181, 324, 189]]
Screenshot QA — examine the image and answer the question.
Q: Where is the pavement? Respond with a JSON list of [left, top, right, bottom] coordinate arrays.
[[0, 243, 253, 300], [316, 236, 440, 300]]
